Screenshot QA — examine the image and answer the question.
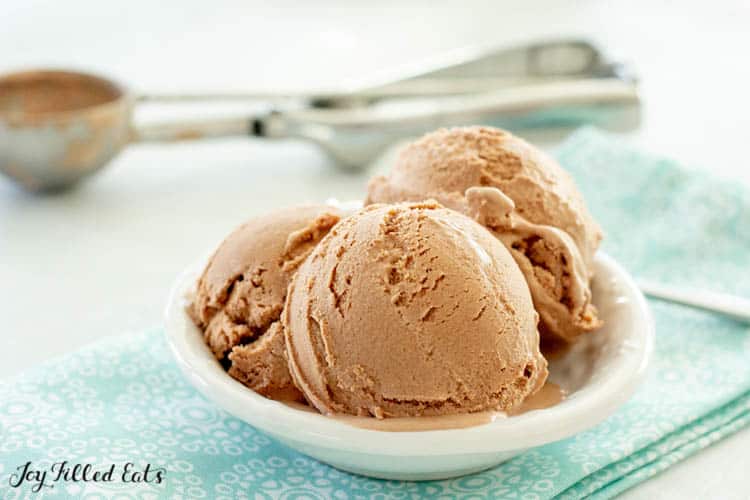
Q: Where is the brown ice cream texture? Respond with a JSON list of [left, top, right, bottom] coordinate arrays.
[[189, 205, 341, 399], [283, 201, 548, 418], [366, 126, 602, 343]]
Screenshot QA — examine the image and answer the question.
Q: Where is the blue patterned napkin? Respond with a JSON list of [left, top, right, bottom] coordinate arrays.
[[2, 128, 750, 499]]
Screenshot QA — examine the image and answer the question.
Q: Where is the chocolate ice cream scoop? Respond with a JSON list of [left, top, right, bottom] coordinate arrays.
[[189, 205, 341, 399], [366, 126, 602, 343], [284, 201, 548, 418]]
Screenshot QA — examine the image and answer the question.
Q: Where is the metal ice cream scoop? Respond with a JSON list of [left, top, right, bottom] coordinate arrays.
[[0, 39, 639, 192]]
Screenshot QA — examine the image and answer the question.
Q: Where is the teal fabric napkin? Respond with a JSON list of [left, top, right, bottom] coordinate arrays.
[[2, 128, 750, 499]]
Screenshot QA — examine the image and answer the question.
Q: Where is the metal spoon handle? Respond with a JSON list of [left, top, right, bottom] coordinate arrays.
[[129, 77, 637, 154], [638, 279, 750, 324], [130, 115, 255, 143]]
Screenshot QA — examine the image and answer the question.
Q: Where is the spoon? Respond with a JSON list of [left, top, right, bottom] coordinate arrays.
[[0, 39, 639, 192], [638, 279, 750, 324]]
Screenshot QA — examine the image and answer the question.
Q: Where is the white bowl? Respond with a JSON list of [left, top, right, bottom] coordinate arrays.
[[165, 252, 653, 481]]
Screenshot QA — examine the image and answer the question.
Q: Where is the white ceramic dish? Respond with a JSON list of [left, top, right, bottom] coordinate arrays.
[[165, 252, 653, 481]]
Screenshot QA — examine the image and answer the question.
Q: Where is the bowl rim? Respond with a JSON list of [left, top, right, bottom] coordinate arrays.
[[164, 252, 654, 456]]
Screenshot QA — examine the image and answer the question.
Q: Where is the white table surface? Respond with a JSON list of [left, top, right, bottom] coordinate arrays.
[[1, 1, 749, 498]]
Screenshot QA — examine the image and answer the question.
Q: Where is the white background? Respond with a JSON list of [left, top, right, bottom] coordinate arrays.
[[1, 1, 749, 498]]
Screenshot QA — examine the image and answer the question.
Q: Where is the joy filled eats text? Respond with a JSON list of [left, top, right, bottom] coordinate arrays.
[[8, 461, 165, 493]]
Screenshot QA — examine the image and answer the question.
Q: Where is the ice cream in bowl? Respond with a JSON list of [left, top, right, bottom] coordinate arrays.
[[165, 127, 653, 480]]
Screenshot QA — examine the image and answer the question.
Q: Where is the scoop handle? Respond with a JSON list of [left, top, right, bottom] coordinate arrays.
[[129, 113, 258, 143]]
